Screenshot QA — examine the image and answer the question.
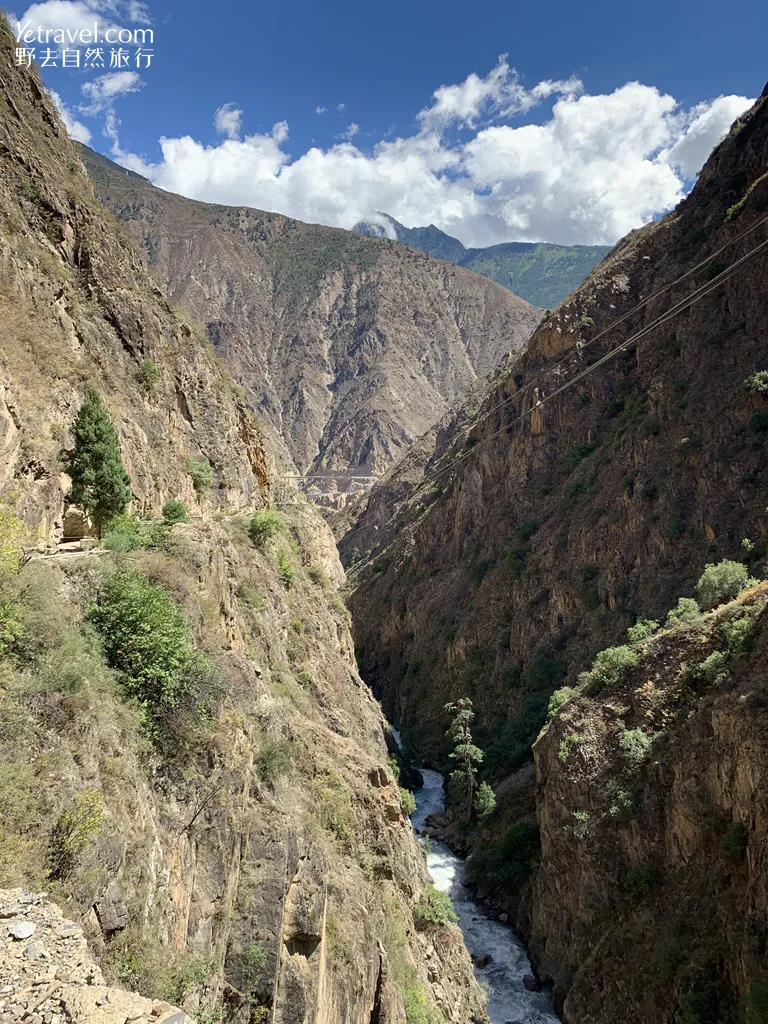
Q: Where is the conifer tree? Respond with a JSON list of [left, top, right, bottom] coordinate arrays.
[[445, 697, 484, 819], [65, 389, 132, 535]]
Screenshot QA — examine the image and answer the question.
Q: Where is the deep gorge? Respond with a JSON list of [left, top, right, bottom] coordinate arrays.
[[2, 11, 768, 1024]]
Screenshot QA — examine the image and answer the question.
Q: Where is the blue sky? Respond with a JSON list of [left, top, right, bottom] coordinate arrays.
[[13, 0, 768, 246]]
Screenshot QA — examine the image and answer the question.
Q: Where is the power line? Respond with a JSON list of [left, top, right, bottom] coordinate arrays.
[[343, 218, 768, 573]]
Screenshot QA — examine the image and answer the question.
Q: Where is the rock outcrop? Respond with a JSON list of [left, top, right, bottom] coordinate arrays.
[[81, 148, 542, 504], [533, 585, 768, 1022], [0, 888, 188, 1024]]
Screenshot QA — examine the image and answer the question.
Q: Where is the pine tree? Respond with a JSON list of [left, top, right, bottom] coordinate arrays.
[[445, 697, 484, 819], [65, 389, 132, 535]]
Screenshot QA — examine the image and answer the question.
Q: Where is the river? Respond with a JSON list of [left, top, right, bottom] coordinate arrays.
[[410, 768, 560, 1024]]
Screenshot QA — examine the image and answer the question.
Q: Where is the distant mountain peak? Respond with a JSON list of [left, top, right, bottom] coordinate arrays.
[[353, 212, 610, 307]]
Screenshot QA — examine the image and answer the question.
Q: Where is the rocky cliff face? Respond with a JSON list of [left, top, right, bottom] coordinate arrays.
[[81, 148, 541, 504], [0, 35, 271, 545], [534, 584, 768, 1023], [0, 19, 487, 1023]]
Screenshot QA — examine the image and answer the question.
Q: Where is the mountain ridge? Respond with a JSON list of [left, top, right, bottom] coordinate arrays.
[[353, 211, 611, 307]]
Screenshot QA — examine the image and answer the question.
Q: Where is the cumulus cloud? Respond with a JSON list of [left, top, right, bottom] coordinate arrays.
[[661, 94, 751, 178], [49, 88, 91, 143], [14, 0, 151, 44], [336, 103, 345, 112], [79, 70, 143, 113], [315, 106, 326, 115], [76, 57, 754, 247], [419, 55, 582, 130], [214, 103, 242, 140]]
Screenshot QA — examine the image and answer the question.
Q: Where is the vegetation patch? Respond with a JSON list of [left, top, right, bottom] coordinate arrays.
[[412, 884, 458, 930]]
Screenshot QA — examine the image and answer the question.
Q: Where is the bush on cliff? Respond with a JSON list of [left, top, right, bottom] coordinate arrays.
[[412, 884, 458, 929], [697, 560, 755, 611], [88, 566, 219, 742]]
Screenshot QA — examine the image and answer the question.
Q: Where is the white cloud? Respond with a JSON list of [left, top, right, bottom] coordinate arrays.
[[125, 0, 151, 24], [661, 94, 752, 179], [337, 122, 359, 141], [15, 0, 151, 45], [79, 70, 143, 114], [336, 103, 345, 112], [82, 58, 754, 248], [214, 102, 242, 140], [16, 0, 116, 41], [418, 55, 582, 129], [49, 88, 91, 143], [315, 106, 326, 115]]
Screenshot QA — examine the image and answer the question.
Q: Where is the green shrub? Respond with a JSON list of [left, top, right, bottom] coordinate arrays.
[[249, 508, 284, 548], [548, 686, 576, 718], [749, 411, 768, 438], [276, 550, 297, 587], [413, 884, 458, 929], [88, 567, 218, 739], [696, 560, 754, 611], [239, 942, 269, 996], [608, 787, 636, 821], [745, 371, 768, 395], [485, 690, 550, 772], [187, 456, 214, 495], [296, 666, 315, 689], [162, 499, 187, 524], [474, 780, 496, 819], [524, 652, 567, 691], [723, 600, 766, 652], [0, 505, 32, 574], [102, 514, 142, 553], [467, 821, 540, 889], [666, 596, 703, 627], [312, 771, 355, 850], [623, 864, 662, 897], [669, 517, 686, 539], [0, 602, 24, 657], [580, 645, 639, 694], [46, 789, 105, 879], [744, 981, 768, 1024], [400, 787, 417, 815], [401, 984, 442, 1024], [722, 821, 747, 861], [470, 558, 496, 583], [137, 359, 158, 390], [564, 442, 598, 471], [691, 650, 730, 684], [618, 728, 653, 768], [627, 618, 659, 643], [255, 737, 294, 785], [307, 564, 328, 586]]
